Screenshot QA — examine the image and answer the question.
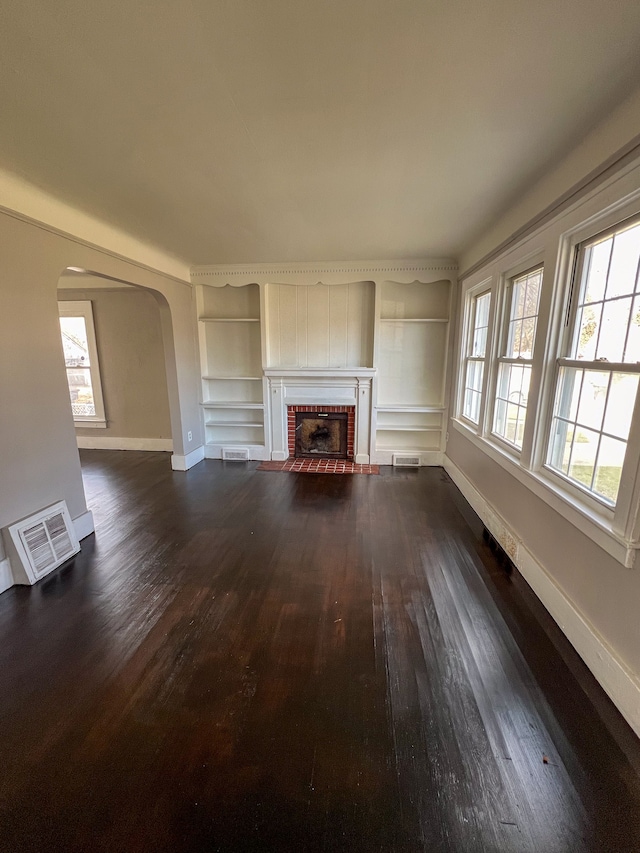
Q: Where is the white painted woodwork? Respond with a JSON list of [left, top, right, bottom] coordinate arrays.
[[266, 282, 374, 368], [194, 260, 456, 465]]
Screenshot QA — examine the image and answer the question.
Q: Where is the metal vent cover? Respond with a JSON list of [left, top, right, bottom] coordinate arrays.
[[4, 501, 79, 584], [222, 447, 250, 461], [392, 454, 421, 468]]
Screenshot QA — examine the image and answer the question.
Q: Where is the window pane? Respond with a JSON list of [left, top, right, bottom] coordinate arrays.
[[598, 297, 632, 362], [505, 268, 541, 358], [602, 374, 639, 439], [594, 435, 627, 504], [473, 325, 487, 357], [568, 426, 599, 491], [549, 366, 639, 505], [549, 419, 573, 474], [60, 316, 91, 366], [575, 370, 608, 431], [606, 223, 640, 299], [574, 221, 640, 363], [575, 303, 603, 360], [555, 367, 582, 422], [624, 296, 640, 362], [66, 366, 96, 417], [493, 363, 531, 449], [583, 238, 611, 304]]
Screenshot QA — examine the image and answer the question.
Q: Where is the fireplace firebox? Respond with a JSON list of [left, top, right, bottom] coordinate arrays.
[[294, 411, 348, 459]]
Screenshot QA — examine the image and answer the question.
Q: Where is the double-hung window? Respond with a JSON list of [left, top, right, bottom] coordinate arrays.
[[548, 216, 640, 506], [462, 290, 491, 423], [58, 301, 106, 428], [493, 266, 542, 449]]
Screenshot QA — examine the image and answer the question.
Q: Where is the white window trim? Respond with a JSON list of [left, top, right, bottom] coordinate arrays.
[[458, 280, 494, 428], [452, 162, 640, 568], [489, 260, 545, 457], [58, 300, 107, 429]]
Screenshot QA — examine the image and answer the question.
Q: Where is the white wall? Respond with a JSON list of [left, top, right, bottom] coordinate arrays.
[[0, 204, 201, 592], [59, 281, 173, 448], [461, 86, 640, 275], [448, 101, 640, 736]]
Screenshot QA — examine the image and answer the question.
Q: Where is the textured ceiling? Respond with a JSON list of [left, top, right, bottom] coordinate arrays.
[[1, 1, 640, 266]]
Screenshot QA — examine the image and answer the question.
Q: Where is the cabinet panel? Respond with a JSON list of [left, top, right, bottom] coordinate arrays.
[[266, 282, 374, 368], [381, 280, 450, 319], [204, 321, 262, 377], [201, 284, 260, 318], [378, 322, 447, 406]]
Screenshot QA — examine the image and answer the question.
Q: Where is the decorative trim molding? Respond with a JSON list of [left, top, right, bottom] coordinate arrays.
[[191, 258, 457, 287], [443, 454, 640, 739], [76, 436, 173, 452], [0, 558, 12, 596], [73, 509, 95, 542], [172, 445, 205, 471]]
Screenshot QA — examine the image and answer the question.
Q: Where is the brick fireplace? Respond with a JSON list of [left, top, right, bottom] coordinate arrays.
[[264, 368, 375, 464], [287, 405, 356, 460]]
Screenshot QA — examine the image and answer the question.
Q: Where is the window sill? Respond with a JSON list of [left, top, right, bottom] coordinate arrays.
[[74, 419, 107, 429], [449, 417, 638, 568]]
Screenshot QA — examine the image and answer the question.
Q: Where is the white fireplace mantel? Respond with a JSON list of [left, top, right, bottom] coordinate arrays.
[[265, 368, 375, 463]]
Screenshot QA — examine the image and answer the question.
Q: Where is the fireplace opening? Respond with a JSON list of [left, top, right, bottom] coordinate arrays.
[[295, 412, 348, 459]]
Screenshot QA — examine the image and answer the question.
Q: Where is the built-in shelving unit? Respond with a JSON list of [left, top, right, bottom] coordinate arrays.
[[192, 261, 457, 466], [197, 283, 266, 459], [374, 280, 451, 464]]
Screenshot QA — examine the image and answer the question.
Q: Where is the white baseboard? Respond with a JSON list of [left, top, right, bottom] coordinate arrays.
[[77, 436, 173, 452], [443, 455, 640, 739], [73, 509, 95, 541], [0, 558, 12, 595], [271, 451, 288, 461], [171, 445, 205, 471]]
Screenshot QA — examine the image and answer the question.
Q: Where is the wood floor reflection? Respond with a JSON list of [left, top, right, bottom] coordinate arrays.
[[0, 451, 639, 852]]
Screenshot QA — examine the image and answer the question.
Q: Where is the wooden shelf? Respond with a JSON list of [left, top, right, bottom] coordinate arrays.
[[199, 317, 260, 323], [379, 317, 448, 323], [376, 426, 441, 433], [201, 401, 264, 409], [203, 375, 262, 381], [206, 421, 263, 428], [377, 405, 445, 412]]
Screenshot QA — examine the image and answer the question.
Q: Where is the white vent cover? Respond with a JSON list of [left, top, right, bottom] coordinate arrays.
[[392, 454, 421, 468], [3, 501, 79, 585], [222, 447, 250, 461]]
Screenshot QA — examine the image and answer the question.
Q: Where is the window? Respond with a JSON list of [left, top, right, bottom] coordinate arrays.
[[547, 217, 640, 505], [58, 301, 106, 428], [462, 291, 491, 423], [493, 266, 542, 449]]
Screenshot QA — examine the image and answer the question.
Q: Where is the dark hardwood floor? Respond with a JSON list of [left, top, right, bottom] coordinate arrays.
[[1, 451, 640, 852]]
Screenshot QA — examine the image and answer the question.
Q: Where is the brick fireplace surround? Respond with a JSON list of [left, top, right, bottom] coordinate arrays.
[[287, 405, 356, 459]]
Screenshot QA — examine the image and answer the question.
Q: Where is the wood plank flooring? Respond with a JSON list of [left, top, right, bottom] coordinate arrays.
[[0, 451, 639, 852]]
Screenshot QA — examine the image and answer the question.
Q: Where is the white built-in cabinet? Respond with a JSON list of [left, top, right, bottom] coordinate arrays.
[[197, 283, 267, 458], [194, 262, 455, 464], [374, 279, 451, 463]]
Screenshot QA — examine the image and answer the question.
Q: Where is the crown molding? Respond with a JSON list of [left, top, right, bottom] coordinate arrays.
[[191, 258, 457, 286]]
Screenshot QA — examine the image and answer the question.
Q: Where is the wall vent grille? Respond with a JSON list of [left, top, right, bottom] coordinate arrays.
[[222, 447, 250, 461], [4, 501, 79, 584], [392, 454, 421, 468]]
